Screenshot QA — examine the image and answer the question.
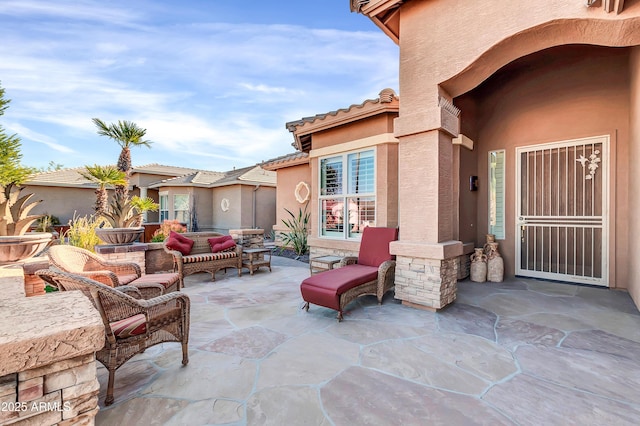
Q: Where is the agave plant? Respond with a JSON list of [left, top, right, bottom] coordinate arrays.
[[0, 84, 43, 237], [0, 183, 44, 236], [101, 194, 158, 228]]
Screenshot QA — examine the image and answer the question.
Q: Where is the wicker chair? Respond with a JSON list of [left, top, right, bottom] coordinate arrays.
[[301, 227, 398, 321], [48, 245, 142, 286], [46, 245, 177, 298], [35, 269, 190, 406]]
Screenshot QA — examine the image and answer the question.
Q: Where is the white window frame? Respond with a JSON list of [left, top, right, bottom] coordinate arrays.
[[159, 192, 169, 222], [173, 194, 190, 225], [318, 148, 376, 240], [488, 150, 505, 239]]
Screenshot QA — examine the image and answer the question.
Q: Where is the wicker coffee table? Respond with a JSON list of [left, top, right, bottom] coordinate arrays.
[[243, 248, 272, 275]]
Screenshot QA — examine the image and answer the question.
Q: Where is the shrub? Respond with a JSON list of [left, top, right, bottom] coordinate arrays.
[[62, 213, 105, 252], [151, 219, 186, 242]]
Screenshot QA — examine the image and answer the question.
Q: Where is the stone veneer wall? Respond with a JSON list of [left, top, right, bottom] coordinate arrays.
[[0, 354, 99, 425], [229, 229, 264, 249], [144, 242, 174, 274], [394, 256, 459, 310], [95, 243, 146, 274], [0, 266, 104, 425]]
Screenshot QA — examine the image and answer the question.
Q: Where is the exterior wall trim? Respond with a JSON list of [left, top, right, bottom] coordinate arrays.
[[309, 133, 398, 158]]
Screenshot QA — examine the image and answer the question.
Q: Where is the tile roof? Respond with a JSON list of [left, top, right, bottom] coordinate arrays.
[[26, 167, 97, 188], [285, 88, 399, 152], [148, 165, 276, 189], [131, 163, 205, 176], [261, 152, 309, 171], [285, 88, 398, 132]]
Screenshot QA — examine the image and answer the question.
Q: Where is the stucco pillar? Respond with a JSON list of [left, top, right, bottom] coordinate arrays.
[[627, 46, 640, 309], [390, 95, 463, 310]]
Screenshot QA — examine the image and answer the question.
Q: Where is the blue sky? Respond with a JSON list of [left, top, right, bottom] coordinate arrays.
[[0, 0, 398, 172]]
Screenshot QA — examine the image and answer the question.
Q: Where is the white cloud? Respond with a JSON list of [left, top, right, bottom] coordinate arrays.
[[0, 1, 398, 171]]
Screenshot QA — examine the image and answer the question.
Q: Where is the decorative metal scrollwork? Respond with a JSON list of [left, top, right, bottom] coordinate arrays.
[[576, 150, 601, 180]]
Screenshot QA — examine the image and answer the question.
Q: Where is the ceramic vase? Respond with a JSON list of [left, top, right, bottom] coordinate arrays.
[[470, 248, 487, 282], [486, 242, 504, 282], [483, 233, 496, 256]]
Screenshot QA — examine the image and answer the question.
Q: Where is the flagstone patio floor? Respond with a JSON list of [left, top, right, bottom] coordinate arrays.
[[95, 256, 640, 425]]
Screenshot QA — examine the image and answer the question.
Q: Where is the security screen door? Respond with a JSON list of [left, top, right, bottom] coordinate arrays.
[[515, 136, 608, 286]]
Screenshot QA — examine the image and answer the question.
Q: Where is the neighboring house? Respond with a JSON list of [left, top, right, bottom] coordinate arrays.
[[352, 0, 640, 310], [261, 152, 310, 246], [24, 163, 276, 234], [277, 88, 400, 258], [148, 165, 276, 234]]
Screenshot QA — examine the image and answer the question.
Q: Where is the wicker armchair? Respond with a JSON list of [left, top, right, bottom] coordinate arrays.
[[35, 269, 190, 406], [48, 245, 141, 287]]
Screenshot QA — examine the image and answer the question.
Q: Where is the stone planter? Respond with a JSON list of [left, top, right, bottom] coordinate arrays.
[[0, 232, 53, 264], [96, 227, 144, 245]]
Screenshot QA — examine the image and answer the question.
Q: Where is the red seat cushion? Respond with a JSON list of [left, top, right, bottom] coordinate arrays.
[[130, 273, 179, 289], [357, 227, 398, 267], [110, 313, 146, 339], [300, 264, 379, 310], [166, 231, 194, 255], [116, 274, 139, 285]]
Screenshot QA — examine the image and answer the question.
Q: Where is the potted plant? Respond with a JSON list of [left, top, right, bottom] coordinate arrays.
[[89, 119, 157, 245], [95, 193, 159, 245], [0, 83, 52, 263]]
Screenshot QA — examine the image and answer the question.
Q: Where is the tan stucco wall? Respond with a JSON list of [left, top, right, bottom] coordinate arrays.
[[255, 186, 277, 234], [273, 163, 311, 230], [628, 46, 640, 305], [212, 186, 242, 232], [25, 186, 96, 224], [191, 187, 213, 230], [312, 113, 396, 150], [456, 45, 630, 286], [396, 0, 640, 125]]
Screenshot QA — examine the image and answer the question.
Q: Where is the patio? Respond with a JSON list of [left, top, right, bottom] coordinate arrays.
[[95, 256, 640, 425]]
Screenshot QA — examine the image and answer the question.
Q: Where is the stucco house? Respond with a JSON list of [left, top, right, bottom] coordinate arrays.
[[266, 88, 399, 258], [25, 163, 276, 235], [349, 0, 640, 310]]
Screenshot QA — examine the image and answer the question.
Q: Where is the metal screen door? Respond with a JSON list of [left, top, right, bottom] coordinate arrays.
[[515, 136, 609, 286]]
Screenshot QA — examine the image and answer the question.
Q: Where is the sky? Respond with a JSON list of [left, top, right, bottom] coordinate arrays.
[[0, 0, 399, 173]]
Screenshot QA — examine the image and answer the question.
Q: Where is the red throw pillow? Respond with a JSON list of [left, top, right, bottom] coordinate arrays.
[[166, 231, 194, 255], [208, 235, 233, 251], [211, 239, 236, 253]]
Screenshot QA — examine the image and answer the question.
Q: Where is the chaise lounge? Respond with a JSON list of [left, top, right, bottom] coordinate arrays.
[[300, 226, 398, 321]]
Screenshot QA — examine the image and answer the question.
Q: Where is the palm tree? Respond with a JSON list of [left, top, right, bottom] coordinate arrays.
[[80, 165, 127, 215], [91, 118, 152, 199]]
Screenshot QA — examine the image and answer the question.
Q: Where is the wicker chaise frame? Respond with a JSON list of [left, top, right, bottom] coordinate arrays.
[[303, 257, 396, 321], [163, 232, 243, 288], [36, 269, 190, 406]]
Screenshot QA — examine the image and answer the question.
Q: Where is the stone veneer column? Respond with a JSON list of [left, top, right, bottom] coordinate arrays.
[[229, 229, 264, 249], [0, 266, 104, 425], [390, 96, 464, 310]]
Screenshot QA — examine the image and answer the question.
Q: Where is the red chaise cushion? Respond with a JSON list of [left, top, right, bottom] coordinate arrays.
[[357, 227, 398, 267], [300, 264, 379, 311], [166, 231, 194, 255]]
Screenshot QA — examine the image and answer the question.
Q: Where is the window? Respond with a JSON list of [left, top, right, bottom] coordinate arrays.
[[159, 193, 169, 222], [320, 149, 375, 239], [489, 150, 505, 239], [173, 194, 189, 224]]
